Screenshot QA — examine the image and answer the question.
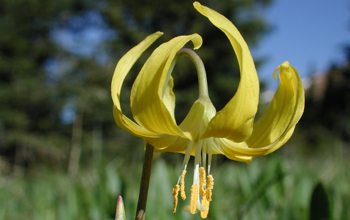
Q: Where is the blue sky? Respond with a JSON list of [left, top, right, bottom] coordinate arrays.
[[254, 0, 350, 89], [50, 0, 349, 91]]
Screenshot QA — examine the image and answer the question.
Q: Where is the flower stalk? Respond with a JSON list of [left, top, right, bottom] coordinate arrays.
[[175, 48, 209, 99], [135, 143, 154, 220]]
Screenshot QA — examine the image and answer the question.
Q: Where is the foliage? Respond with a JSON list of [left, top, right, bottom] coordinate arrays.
[[300, 47, 350, 147], [0, 0, 92, 170], [1, 152, 349, 219]]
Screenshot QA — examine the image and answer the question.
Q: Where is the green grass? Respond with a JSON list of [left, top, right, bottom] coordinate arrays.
[[1, 146, 349, 220]]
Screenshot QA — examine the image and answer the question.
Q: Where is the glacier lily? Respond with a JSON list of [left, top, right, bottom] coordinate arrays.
[[111, 2, 304, 219]]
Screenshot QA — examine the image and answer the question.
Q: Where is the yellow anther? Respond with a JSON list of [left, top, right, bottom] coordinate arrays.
[[172, 185, 180, 214], [199, 167, 206, 196], [189, 184, 199, 214], [200, 196, 210, 219], [205, 175, 214, 201], [180, 170, 187, 200]]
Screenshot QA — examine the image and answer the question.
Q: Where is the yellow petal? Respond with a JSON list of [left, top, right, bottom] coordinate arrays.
[[130, 34, 203, 140], [151, 101, 205, 153], [111, 32, 164, 138], [179, 101, 206, 139], [194, 2, 260, 142], [216, 62, 305, 158], [246, 61, 304, 151], [159, 98, 213, 153]]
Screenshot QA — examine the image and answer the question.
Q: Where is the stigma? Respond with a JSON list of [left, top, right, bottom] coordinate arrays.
[[172, 138, 214, 219]]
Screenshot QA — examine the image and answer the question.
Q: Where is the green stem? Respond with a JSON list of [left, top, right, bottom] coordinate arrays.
[[177, 48, 209, 98], [135, 143, 154, 220], [165, 48, 209, 99]]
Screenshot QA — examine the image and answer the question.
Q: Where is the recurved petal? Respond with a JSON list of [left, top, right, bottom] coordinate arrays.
[[194, 2, 259, 142], [246, 61, 304, 151], [216, 61, 304, 158], [130, 34, 203, 140], [111, 32, 164, 138]]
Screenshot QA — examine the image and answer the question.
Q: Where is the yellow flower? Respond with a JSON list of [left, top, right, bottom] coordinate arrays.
[[111, 2, 304, 218]]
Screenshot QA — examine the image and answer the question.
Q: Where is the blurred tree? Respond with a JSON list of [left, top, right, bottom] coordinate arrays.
[[300, 46, 350, 146], [0, 0, 273, 172], [0, 0, 92, 171]]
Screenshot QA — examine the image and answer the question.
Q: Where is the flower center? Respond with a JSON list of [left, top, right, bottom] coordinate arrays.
[[172, 138, 214, 219]]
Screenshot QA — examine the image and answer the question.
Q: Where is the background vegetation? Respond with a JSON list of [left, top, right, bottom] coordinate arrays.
[[0, 0, 349, 219]]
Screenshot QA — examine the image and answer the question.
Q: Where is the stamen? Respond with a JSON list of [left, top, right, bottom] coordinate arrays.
[[199, 167, 206, 196], [173, 139, 215, 218], [208, 138, 213, 175], [206, 175, 214, 201], [189, 184, 199, 214], [202, 140, 207, 170], [200, 196, 210, 218], [181, 142, 194, 171], [172, 185, 180, 214], [175, 142, 193, 203], [180, 170, 187, 200]]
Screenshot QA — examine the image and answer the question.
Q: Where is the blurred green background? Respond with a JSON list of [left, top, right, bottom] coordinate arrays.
[[0, 0, 349, 219]]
